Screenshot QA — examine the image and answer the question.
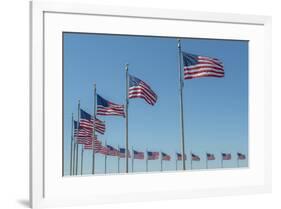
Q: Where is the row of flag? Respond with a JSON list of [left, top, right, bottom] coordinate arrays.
[[69, 40, 226, 175], [74, 128, 246, 162]]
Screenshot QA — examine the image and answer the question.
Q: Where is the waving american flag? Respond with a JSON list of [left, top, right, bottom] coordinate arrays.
[[206, 153, 215, 160], [182, 52, 224, 79], [79, 109, 105, 134], [129, 75, 157, 105], [97, 94, 125, 116], [161, 152, 171, 161], [237, 152, 246, 160], [191, 153, 200, 161], [222, 153, 231, 160], [106, 145, 119, 156], [133, 150, 144, 160], [176, 153, 186, 161], [118, 148, 131, 158], [147, 151, 159, 160]]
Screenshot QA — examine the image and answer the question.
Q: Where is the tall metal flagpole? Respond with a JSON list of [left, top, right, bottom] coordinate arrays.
[[190, 151, 193, 170], [70, 113, 74, 175], [104, 140, 107, 174], [75, 100, 81, 175], [92, 84, 97, 175], [206, 152, 208, 169], [131, 146, 134, 173], [221, 153, 223, 168], [146, 149, 148, 172], [117, 145, 120, 173], [177, 39, 186, 170], [161, 155, 163, 172], [73, 143, 76, 175], [80, 146, 84, 175], [125, 64, 129, 173]]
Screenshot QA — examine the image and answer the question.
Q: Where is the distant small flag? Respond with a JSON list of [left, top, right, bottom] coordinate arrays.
[[129, 75, 158, 105], [97, 94, 125, 116], [237, 152, 246, 160], [147, 151, 159, 160], [182, 52, 224, 79], [161, 152, 171, 161], [176, 153, 186, 161], [79, 109, 106, 134], [222, 153, 231, 160], [191, 153, 200, 161], [106, 145, 119, 156], [206, 153, 215, 160], [133, 150, 144, 160], [119, 148, 131, 158], [96, 145, 109, 155]]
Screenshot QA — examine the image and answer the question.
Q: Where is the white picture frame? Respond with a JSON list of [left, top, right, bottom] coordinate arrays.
[[30, 1, 272, 208]]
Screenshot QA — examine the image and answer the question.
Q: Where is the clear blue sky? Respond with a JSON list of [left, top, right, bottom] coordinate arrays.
[[63, 33, 248, 175]]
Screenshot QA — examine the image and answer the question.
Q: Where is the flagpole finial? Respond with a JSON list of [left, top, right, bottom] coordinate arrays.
[[177, 39, 181, 48], [125, 63, 129, 70]]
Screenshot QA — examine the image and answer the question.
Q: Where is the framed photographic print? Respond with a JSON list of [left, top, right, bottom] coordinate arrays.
[[30, 1, 272, 208]]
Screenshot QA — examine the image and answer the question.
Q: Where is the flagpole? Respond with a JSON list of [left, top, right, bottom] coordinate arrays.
[[125, 64, 129, 173], [221, 153, 223, 168], [70, 113, 74, 175], [160, 151, 163, 172], [73, 144, 76, 175], [190, 151, 193, 170], [80, 146, 84, 175], [177, 39, 186, 170], [117, 145, 120, 173], [92, 84, 97, 175], [75, 100, 80, 175], [237, 156, 239, 168], [131, 146, 134, 173], [206, 152, 208, 169], [104, 140, 107, 174], [176, 158, 178, 171], [146, 150, 148, 172]]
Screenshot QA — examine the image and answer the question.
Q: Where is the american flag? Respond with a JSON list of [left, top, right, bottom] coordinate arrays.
[[129, 75, 157, 106], [76, 136, 92, 144], [191, 153, 200, 161], [176, 153, 186, 161], [237, 152, 246, 160], [106, 145, 119, 156], [94, 118, 106, 134], [222, 153, 231, 160], [133, 150, 144, 159], [147, 151, 159, 160], [118, 148, 131, 158], [182, 52, 224, 79], [74, 128, 92, 138], [83, 137, 102, 151], [79, 109, 106, 134], [97, 94, 125, 116], [96, 145, 109, 155], [206, 153, 215, 160], [161, 152, 171, 161], [79, 109, 93, 129]]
